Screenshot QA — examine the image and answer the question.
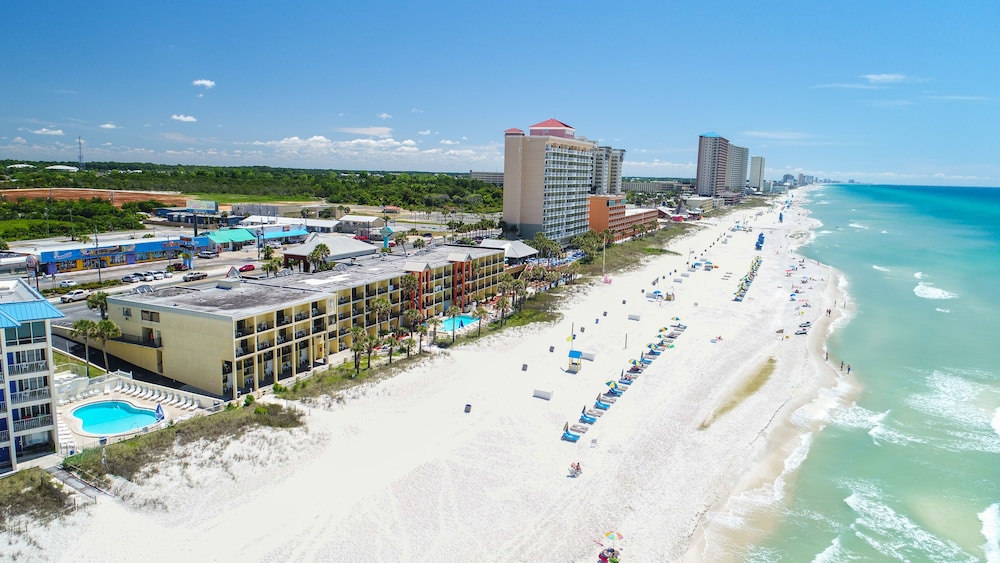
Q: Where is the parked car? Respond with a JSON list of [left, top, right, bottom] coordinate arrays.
[[238, 264, 255, 272], [160, 270, 174, 278], [167, 262, 190, 271], [152, 271, 165, 280], [182, 271, 208, 282], [794, 328, 809, 335], [122, 274, 139, 283], [799, 321, 812, 328], [60, 289, 90, 303], [57, 279, 78, 288], [198, 250, 219, 259]]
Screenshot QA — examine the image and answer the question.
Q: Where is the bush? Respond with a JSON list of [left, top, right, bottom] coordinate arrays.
[[243, 394, 255, 407]]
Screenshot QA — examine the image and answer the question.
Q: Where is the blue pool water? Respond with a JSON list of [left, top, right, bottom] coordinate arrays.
[[440, 314, 476, 332], [72, 401, 158, 435]]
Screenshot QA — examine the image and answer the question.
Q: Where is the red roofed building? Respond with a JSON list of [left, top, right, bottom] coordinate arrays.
[[527, 119, 575, 139]]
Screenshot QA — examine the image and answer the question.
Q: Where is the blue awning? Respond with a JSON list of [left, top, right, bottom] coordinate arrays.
[[568, 350, 582, 359]]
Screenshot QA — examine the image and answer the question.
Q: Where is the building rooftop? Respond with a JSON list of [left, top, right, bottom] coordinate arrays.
[[109, 244, 503, 319], [0, 279, 65, 328], [530, 118, 573, 129]]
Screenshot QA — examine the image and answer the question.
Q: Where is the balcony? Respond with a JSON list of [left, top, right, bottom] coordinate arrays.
[[311, 308, 321, 317], [11, 388, 51, 404], [0, 430, 7, 442], [294, 312, 309, 322], [117, 334, 162, 348], [277, 316, 292, 327], [0, 401, 6, 414], [13, 414, 53, 433], [7, 361, 49, 376], [312, 325, 324, 334], [257, 322, 273, 332], [236, 347, 252, 358], [257, 340, 272, 351], [294, 330, 308, 339]]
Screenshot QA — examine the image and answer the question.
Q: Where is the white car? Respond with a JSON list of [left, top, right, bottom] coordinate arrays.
[[152, 271, 165, 280], [58, 280, 78, 288], [161, 270, 174, 278], [60, 289, 90, 303]]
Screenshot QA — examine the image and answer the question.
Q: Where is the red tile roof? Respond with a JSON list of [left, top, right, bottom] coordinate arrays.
[[530, 118, 573, 129], [504, 128, 524, 134]]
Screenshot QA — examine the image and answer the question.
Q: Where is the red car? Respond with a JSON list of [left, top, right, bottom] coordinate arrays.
[[238, 264, 255, 272]]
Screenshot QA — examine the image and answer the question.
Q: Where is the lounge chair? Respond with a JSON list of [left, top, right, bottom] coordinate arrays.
[[561, 431, 581, 442], [162, 392, 173, 405], [191, 399, 201, 410], [600, 394, 618, 404], [580, 412, 597, 424], [569, 423, 590, 434], [594, 399, 611, 410], [177, 397, 190, 409], [171, 394, 184, 407], [605, 387, 623, 396], [186, 398, 198, 411]]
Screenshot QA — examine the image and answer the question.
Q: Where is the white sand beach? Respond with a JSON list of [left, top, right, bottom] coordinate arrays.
[[8, 190, 852, 562]]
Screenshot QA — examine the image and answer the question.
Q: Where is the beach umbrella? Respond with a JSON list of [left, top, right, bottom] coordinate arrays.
[[629, 359, 640, 366], [671, 316, 680, 321], [606, 381, 618, 390], [659, 326, 669, 332], [604, 531, 623, 541]]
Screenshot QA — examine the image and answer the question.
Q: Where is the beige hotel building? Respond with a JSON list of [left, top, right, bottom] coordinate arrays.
[[105, 245, 505, 400]]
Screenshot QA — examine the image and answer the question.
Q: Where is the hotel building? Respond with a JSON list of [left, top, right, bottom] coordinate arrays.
[[105, 245, 505, 400], [749, 156, 765, 190], [696, 132, 729, 197], [503, 119, 596, 246], [588, 195, 660, 242], [726, 144, 749, 191], [592, 146, 626, 195], [0, 279, 64, 472]]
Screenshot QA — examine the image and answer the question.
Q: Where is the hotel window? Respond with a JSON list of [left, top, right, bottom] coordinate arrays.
[[141, 310, 160, 323]]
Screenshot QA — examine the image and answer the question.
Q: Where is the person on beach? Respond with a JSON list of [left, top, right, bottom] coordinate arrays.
[[840, 361, 844, 371], [847, 364, 852, 374]]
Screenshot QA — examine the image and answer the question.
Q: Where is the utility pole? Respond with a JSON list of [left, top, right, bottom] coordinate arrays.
[[94, 228, 102, 283]]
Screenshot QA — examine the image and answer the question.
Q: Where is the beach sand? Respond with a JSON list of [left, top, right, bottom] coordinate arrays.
[[8, 190, 851, 562]]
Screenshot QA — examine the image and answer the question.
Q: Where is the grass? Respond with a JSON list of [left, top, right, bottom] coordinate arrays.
[[185, 193, 322, 204], [63, 402, 303, 483], [0, 468, 74, 528], [576, 225, 695, 278], [699, 357, 777, 430], [53, 349, 106, 378]]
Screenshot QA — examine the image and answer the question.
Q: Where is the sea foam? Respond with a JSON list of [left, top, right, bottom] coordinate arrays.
[[872, 265, 891, 272], [914, 282, 957, 300], [906, 371, 1000, 453], [980, 503, 1000, 563]]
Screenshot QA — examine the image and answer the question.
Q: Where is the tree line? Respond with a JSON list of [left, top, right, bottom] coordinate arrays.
[[2, 162, 504, 212]]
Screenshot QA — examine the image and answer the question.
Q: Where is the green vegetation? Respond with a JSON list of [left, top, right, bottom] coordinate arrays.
[[64, 402, 303, 483], [0, 468, 73, 527], [0, 196, 151, 242], [573, 224, 695, 277], [53, 349, 105, 378], [3, 162, 503, 213]]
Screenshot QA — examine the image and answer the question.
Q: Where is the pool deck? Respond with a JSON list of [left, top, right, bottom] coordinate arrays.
[[57, 386, 204, 452]]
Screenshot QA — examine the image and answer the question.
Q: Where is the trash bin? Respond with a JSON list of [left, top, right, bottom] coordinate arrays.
[[99, 437, 107, 445], [464, 404, 471, 413], [549, 346, 555, 353]]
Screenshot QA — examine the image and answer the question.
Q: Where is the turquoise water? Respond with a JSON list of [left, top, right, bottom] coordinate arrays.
[[72, 401, 158, 435], [441, 314, 476, 332], [729, 185, 1000, 562]]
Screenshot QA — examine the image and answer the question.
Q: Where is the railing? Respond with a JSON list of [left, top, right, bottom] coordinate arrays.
[[278, 316, 292, 326], [257, 323, 272, 331], [0, 430, 7, 442], [7, 361, 49, 376], [311, 308, 320, 317], [276, 336, 286, 345], [0, 401, 6, 414], [116, 334, 162, 348], [294, 312, 309, 321], [236, 348, 251, 357], [10, 388, 52, 404], [312, 325, 324, 334], [294, 330, 307, 339], [13, 414, 53, 433], [257, 341, 272, 351]]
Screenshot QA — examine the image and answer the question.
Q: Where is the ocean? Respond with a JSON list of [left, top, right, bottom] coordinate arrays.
[[717, 185, 1000, 562]]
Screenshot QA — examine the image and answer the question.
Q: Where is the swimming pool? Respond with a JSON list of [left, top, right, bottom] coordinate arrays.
[[441, 314, 476, 332], [71, 401, 158, 435]]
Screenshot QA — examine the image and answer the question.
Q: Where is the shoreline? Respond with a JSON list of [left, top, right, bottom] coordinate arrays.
[[11, 190, 859, 562]]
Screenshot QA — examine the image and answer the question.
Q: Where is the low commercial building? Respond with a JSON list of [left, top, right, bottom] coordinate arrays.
[[0, 279, 64, 472], [335, 215, 386, 238], [13, 234, 206, 276], [105, 245, 506, 399], [588, 195, 660, 242]]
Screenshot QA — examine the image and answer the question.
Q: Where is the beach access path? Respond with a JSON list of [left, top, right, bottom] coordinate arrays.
[[20, 193, 844, 563]]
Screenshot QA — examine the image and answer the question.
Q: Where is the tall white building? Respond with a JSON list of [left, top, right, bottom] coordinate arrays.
[[1, 279, 64, 472], [696, 132, 729, 197], [726, 145, 749, 191], [504, 119, 596, 245], [749, 156, 765, 190], [592, 146, 626, 195]]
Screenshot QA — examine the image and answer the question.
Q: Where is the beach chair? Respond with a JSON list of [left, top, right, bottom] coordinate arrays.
[[177, 397, 190, 409], [561, 431, 581, 442], [594, 399, 611, 410], [600, 394, 618, 404], [171, 394, 184, 407], [191, 399, 201, 410], [186, 398, 198, 411], [569, 423, 590, 434], [580, 412, 597, 424]]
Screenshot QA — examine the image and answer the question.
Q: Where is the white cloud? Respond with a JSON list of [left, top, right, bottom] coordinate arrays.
[[411, 108, 423, 113], [192, 79, 216, 89], [171, 114, 198, 122], [377, 112, 392, 120], [336, 126, 392, 137], [12, 136, 26, 144], [31, 127, 64, 136], [418, 129, 431, 135], [100, 123, 117, 129], [863, 73, 907, 84], [461, 136, 468, 141], [440, 139, 459, 145]]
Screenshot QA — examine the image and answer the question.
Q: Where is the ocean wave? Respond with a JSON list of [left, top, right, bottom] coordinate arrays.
[[831, 405, 924, 446], [914, 282, 958, 300], [872, 265, 891, 272], [812, 535, 849, 563], [936, 308, 951, 314], [881, 230, 889, 234], [914, 272, 925, 279], [848, 223, 869, 230], [906, 370, 1000, 453], [980, 503, 1000, 563], [844, 480, 978, 562]]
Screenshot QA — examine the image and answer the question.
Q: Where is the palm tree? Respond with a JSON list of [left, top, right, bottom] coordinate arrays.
[[70, 319, 98, 377], [473, 306, 489, 337], [446, 305, 462, 343], [350, 326, 366, 376], [86, 291, 109, 320], [416, 324, 428, 354], [314, 243, 331, 269], [412, 237, 426, 251], [95, 319, 121, 374], [262, 258, 281, 277], [399, 274, 419, 310], [403, 337, 415, 358], [495, 295, 510, 327], [511, 279, 526, 311], [370, 297, 391, 334], [364, 333, 381, 369], [426, 317, 442, 344], [262, 245, 275, 261], [403, 308, 422, 343]]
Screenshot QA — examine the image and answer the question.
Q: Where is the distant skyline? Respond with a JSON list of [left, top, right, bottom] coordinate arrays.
[[2, 1, 998, 186]]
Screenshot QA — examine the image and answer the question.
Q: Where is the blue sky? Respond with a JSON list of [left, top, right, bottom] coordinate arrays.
[[2, 1, 997, 186]]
